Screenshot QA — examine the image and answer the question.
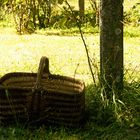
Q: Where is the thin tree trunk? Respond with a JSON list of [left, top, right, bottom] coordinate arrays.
[[78, 0, 85, 19], [91, 0, 99, 25], [46, 0, 51, 26], [100, 0, 124, 96], [32, 0, 36, 29]]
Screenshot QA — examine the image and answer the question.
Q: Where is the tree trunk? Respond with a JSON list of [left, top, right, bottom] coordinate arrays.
[[91, 0, 99, 25], [46, 0, 51, 26], [78, 0, 85, 19], [100, 0, 123, 96], [32, 0, 37, 29]]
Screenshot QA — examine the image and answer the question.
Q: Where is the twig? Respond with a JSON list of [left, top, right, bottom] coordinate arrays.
[[65, 0, 97, 86]]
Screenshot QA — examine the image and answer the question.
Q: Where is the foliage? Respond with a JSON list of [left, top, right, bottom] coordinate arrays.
[[124, 26, 140, 37], [0, 0, 140, 34], [1, 0, 61, 34], [124, 3, 140, 26], [0, 0, 8, 20], [0, 0, 98, 33]]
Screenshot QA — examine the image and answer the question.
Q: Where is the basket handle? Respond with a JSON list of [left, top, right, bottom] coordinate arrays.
[[36, 56, 50, 88], [30, 57, 50, 120]]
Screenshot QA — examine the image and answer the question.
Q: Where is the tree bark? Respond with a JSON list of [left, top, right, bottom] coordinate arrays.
[[91, 0, 99, 25], [100, 0, 123, 96], [32, 0, 37, 29], [78, 0, 85, 18]]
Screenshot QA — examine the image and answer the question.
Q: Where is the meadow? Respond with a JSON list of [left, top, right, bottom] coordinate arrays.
[[0, 26, 140, 82], [0, 25, 140, 139]]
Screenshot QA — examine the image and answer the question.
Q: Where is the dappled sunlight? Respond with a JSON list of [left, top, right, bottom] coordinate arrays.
[[0, 31, 99, 84], [124, 37, 140, 80], [0, 28, 139, 84]]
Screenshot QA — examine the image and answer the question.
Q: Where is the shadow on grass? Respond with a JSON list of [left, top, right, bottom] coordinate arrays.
[[0, 81, 140, 140]]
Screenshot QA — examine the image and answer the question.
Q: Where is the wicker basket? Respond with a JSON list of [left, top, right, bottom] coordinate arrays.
[[0, 56, 85, 127]]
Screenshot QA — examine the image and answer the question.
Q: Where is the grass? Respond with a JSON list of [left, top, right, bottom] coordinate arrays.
[[0, 27, 100, 84], [0, 26, 140, 81], [0, 26, 140, 139]]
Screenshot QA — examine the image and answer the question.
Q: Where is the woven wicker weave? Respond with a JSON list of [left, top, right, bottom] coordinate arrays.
[[0, 56, 85, 127]]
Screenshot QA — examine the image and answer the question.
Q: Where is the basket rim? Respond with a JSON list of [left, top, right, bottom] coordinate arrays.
[[0, 71, 85, 85]]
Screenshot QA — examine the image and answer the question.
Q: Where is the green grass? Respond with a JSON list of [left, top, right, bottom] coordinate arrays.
[[0, 26, 140, 82], [1, 123, 140, 140], [0, 27, 100, 84], [0, 26, 140, 139]]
